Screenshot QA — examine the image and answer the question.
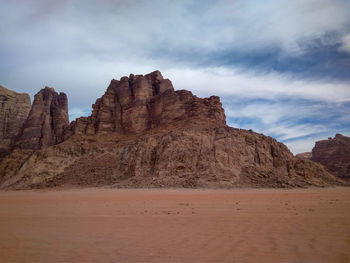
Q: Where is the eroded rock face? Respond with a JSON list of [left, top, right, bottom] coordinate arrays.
[[15, 87, 69, 150], [64, 71, 225, 137], [0, 71, 346, 189], [311, 134, 350, 180], [0, 85, 31, 159]]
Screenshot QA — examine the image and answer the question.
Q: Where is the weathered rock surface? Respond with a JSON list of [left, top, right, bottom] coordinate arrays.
[[0, 85, 31, 159], [0, 71, 346, 189], [311, 134, 350, 180], [15, 87, 69, 150], [0, 126, 342, 189]]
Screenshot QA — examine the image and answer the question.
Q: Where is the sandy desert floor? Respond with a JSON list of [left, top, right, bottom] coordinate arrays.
[[0, 187, 350, 263]]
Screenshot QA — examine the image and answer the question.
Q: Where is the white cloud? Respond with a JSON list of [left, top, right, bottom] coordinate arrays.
[[284, 137, 320, 155], [339, 34, 350, 54], [68, 107, 91, 122], [225, 101, 331, 141], [226, 103, 321, 126], [1, 0, 349, 103], [163, 67, 350, 102], [267, 124, 328, 141], [1, 0, 349, 60], [225, 99, 331, 145]]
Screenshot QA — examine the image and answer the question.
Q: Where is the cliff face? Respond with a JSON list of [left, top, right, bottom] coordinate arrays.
[[0, 71, 345, 189], [311, 134, 350, 180], [15, 87, 69, 150], [0, 85, 31, 159]]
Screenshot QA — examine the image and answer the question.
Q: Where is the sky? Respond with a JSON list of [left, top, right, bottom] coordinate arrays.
[[0, 0, 349, 154]]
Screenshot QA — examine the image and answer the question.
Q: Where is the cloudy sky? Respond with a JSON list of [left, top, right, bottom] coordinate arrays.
[[1, 0, 349, 154]]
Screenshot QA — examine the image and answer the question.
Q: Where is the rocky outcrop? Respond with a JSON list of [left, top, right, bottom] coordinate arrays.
[[0, 85, 31, 159], [0, 126, 342, 189], [15, 87, 69, 150], [311, 134, 350, 180], [64, 71, 225, 138], [0, 71, 346, 189]]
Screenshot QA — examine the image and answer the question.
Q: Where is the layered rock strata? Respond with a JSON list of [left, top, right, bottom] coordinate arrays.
[[0, 85, 31, 159]]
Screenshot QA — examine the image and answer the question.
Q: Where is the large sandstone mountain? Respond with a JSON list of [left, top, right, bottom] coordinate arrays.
[[310, 134, 350, 181], [0, 85, 31, 160], [0, 71, 345, 189]]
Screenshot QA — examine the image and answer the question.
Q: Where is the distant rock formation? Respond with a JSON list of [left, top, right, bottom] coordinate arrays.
[[296, 152, 312, 159], [311, 134, 350, 180], [0, 85, 31, 159], [0, 71, 346, 189], [15, 87, 69, 150]]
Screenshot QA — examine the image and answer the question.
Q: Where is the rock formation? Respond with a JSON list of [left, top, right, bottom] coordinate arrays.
[[0, 71, 346, 189], [63, 71, 225, 138], [311, 134, 350, 180], [0, 85, 31, 159], [296, 152, 312, 159], [15, 87, 69, 150]]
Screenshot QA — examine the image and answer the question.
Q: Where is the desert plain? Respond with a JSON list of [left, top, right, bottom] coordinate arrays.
[[0, 187, 350, 263]]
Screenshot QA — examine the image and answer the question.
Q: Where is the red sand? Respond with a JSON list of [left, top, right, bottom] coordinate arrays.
[[0, 187, 350, 262]]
